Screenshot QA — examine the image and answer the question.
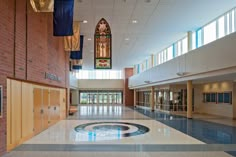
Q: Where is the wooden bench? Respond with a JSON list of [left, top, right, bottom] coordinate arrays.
[[69, 105, 78, 115]]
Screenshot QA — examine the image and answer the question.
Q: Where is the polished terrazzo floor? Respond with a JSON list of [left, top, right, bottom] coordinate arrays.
[[3, 105, 236, 157]]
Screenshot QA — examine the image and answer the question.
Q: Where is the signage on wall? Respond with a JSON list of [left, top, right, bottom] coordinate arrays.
[[45, 72, 61, 82], [0, 85, 2, 118]]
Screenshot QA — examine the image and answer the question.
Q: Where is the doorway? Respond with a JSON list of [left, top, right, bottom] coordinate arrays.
[[79, 91, 123, 104]]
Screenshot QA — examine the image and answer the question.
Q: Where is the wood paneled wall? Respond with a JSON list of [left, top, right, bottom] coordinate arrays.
[[7, 79, 66, 151]]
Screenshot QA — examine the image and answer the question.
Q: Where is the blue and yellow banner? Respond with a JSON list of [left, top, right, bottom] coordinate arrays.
[[64, 21, 80, 51], [70, 35, 84, 71], [70, 35, 84, 59]]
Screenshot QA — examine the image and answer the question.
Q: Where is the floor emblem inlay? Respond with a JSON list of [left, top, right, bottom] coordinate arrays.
[[74, 122, 149, 141]]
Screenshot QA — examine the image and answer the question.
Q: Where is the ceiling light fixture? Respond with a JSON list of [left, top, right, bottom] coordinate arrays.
[[88, 38, 91, 41], [132, 20, 138, 24], [82, 20, 88, 23], [125, 38, 130, 41]]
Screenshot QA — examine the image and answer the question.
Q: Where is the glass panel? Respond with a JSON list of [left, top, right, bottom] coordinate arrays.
[[94, 94, 97, 103], [197, 29, 202, 48], [192, 32, 196, 50], [218, 93, 224, 103], [177, 41, 182, 56], [167, 46, 173, 61], [206, 93, 211, 102], [163, 50, 167, 62], [76, 70, 122, 79], [204, 21, 216, 45], [80, 93, 88, 104], [99, 94, 103, 104], [224, 92, 231, 103], [232, 10, 235, 32], [211, 93, 216, 102], [113, 94, 117, 104], [182, 37, 188, 54], [159, 52, 162, 64], [227, 13, 230, 34], [103, 93, 108, 104], [218, 16, 225, 38]]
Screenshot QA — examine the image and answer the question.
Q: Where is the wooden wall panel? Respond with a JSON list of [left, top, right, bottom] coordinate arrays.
[[60, 89, 66, 119], [7, 79, 67, 151], [33, 88, 42, 135], [11, 80, 22, 145], [22, 83, 33, 138], [43, 89, 49, 130], [7, 79, 11, 147], [55, 91, 60, 121]]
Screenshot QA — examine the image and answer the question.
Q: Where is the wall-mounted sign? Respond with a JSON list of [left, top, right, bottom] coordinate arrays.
[[94, 18, 112, 69], [0, 85, 3, 118], [45, 72, 61, 82]]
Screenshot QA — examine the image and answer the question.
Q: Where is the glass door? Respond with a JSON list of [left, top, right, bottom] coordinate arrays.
[[79, 91, 123, 105], [98, 93, 103, 104], [108, 93, 113, 104], [94, 93, 97, 104], [103, 92, 108, 104], [117, 92, 122, 104]]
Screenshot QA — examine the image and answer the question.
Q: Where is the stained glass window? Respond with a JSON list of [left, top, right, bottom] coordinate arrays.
[[94, 18, 112, 69]]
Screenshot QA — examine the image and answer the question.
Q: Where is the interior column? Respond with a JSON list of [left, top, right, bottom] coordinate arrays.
[[134, 89, 136, 107], [233, 83, 236, 120], [187, 80, 193, 118], [151, 86, 155, 112]]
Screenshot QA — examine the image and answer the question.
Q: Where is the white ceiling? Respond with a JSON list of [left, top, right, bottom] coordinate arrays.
[[73, 0, 236, 70]]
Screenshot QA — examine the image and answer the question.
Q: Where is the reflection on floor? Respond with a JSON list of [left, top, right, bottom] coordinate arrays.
[[3, 105, 236, 157]]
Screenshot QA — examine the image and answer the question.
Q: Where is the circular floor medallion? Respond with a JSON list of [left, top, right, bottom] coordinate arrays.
[[74, 122, 149, 139]]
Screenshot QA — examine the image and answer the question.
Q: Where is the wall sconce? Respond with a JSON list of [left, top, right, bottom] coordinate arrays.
[[176, 72, 189, 77], [144, 80, 151, 84]]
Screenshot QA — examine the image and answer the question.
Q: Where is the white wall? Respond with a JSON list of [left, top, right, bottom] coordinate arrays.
[[78, 79, 124, 90], [69, 73, 78, 89], [129, 32, 236, 88], [71, 90, 79, 105], [194, 81, 233, 118]]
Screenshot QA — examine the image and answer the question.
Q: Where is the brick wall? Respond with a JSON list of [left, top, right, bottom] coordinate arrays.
[[123, 68, 134, 106], [0, 0, 69, 155]]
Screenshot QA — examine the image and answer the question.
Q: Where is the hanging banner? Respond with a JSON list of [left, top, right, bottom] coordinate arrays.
[[53, 0, 74, 36], [70, 35, 84, 71], [70, 51, 82, 60], [71, 60, 83, 70], [30, 0, 54, 12], [64, 22, 80, 51], [94, 18, 112, 69], [70, 35, 84, 59], [72, 65, 82, 70]]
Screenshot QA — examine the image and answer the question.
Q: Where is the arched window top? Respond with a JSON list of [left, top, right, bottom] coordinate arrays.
[[95, 18, 111, 35]]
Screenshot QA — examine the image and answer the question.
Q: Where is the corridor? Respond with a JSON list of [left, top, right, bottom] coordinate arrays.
[[3, 105, 236, 157]]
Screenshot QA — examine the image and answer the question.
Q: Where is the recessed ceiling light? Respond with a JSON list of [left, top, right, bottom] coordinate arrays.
[[82, 20, 88, 23], [145, 0, 151, 3], [88, 38, 91, 41], [132, 20, 138, 24], [125, 38, 130, 41]]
